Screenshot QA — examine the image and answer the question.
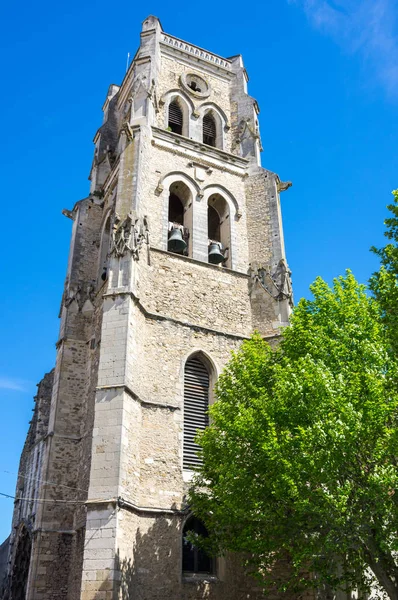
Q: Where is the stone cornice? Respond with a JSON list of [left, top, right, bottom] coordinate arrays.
[[103, 285, 251, 341], [151, 127, 248, 176], [96, 383, 179, 411], [160, 33, 232, 75]]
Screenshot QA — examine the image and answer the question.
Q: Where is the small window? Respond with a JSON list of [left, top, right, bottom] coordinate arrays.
[[182, 516, 214, 575], [188, 80, 201, 93], [203, 113, 216, 147], [168, 100, 183, 135]]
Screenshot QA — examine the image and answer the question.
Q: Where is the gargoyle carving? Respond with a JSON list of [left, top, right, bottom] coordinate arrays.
[[276, 177, 292, 193]]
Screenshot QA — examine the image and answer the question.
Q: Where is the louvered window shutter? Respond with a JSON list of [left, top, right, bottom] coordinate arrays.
[[168, 100, 183, 135], [183, 358, 209, 469], [203, 113, 216, 147]]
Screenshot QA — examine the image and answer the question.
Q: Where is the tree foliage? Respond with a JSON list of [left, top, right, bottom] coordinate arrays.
[[189, 273, 398, 597], [370, 190, 398, 353]]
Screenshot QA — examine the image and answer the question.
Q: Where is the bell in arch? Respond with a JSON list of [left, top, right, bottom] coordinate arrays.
[[168, 226, 187, 254], [208, 241, 224, 265]]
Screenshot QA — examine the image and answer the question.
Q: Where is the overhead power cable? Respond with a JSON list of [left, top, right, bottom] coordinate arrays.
[[0, 492, 86, 504], [1, 470, 88, 494]]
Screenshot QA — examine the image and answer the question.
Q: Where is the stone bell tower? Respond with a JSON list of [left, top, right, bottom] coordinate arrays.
[[5, 15, 293, 600]]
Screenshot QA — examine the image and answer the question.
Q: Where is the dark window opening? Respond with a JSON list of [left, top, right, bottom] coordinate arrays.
[[168, 100, 183, 135], [183, 357, 209, 469], [183, 516, 214, 574], [208, 205, 221, 242], [168, 192, 188, 255], [188, 80, 202, 93], [203, 113, 216, 147], [99, 216, 111, 284], [168, 193, 184, 225]]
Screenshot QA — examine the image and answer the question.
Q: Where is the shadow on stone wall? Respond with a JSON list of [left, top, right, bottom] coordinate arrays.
[[93, 510, 214, 600]]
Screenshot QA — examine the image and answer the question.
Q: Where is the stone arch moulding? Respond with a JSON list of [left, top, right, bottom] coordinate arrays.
[[180, 348, 220, 381], [197, 102, 229, 130], [162, 88, 196, 115], [157, 171, 202, 199], [201, 184, 240, 219], [162, 90, 195, 137], [99, 207, 113, 236]]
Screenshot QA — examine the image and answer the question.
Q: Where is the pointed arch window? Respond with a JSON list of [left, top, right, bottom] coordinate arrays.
[[168, 99, 183, 135], [203, 112, 216, 147], [183, 356, 209, 469], [182, 516, 214, 575]]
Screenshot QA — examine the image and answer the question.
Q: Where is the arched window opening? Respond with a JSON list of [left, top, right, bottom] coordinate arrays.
[[207, 194, 230, 267], [208, 205, 221, 242], [183, 356, 209, 469], [168, 99, 183, 135], [168, 182, 192, 256], [99, 215, 111, 283], [182, 516, 214, 575], [203, 112, 216, 147], [168, 193, 184, 226]]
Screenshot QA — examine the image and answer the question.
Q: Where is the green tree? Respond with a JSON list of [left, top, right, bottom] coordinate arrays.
[[189, 273, 398, 598], [370, 190, 398, 352]]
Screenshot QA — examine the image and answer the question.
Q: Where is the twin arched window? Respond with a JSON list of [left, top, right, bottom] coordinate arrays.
[[166, 98, 223, 149], [167, 186, 231, 267]]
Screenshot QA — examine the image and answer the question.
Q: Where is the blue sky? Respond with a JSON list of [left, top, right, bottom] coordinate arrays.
[[0, 0, 397, 540]]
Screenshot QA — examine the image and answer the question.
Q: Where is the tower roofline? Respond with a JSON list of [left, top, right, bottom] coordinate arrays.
[[160, 31, 232, 71], [142, 14, 164, 30]]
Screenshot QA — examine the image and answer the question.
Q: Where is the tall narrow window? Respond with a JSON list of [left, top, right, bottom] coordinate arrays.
[[168, 183, 191, 256], [208, 205, 221, 242], [168, 99, 183, 135], [183, 357, 209, 469], [207, 194, 230, 267], [203, 113, 216, 147], [182, 516, 214, 575], [99, 215, 111, 282]]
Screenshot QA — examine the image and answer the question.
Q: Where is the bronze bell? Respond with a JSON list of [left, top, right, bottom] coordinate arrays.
[[168, 227, 187, 254], [208, 241, 224, 265]]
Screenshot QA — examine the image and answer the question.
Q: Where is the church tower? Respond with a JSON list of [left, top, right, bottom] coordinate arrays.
[[6, 16, 293, 600]]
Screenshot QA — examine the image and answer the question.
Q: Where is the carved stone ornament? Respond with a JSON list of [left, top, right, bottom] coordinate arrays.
[[131, 71, 150, 95], [249, 259, 293, 305], [110, 213, 149, 260], [62, 280, 96, 314], [234, 118, 262, 146]]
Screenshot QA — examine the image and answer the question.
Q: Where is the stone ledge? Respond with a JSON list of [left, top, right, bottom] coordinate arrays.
[[150, 246, 250, 278], [152, 127, 248, 172], [182, 573, 219, 585]]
